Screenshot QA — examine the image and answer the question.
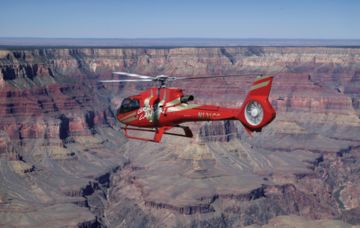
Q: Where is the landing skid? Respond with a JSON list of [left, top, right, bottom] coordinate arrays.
[[121, 125, 193, 143]]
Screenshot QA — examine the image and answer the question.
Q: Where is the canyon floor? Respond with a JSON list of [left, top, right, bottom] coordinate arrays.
[[0, 46, 360, 227]]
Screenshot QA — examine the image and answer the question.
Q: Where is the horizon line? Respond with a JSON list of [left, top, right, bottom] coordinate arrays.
[[1, 37, 360, 49], [1, 37, 360, 40]]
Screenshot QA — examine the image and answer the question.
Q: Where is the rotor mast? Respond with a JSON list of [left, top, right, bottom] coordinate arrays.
[[153, 75, 175, 88]]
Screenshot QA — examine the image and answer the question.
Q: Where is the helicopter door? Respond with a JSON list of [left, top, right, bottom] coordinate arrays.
[[153, 99, 160, 122], [153, 99, 160, 112]]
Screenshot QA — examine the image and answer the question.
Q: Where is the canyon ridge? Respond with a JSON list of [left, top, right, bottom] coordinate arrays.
[[0, 46, 360, 227]]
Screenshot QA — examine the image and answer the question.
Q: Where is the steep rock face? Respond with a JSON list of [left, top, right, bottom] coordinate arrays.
[[0, 49, 126, 227], [0, 47, 360, 227]]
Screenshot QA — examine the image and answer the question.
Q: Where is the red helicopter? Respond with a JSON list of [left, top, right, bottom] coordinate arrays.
[[100, 72, 276, 143]]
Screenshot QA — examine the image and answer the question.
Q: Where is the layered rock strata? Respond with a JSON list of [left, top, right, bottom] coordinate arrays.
[[0, 47, 359, 227]]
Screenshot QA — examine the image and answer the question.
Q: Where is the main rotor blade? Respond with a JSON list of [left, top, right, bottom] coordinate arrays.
[[98, 79, 153, 83], [175, 73, 262, 80], [112, 72, 154, 79]]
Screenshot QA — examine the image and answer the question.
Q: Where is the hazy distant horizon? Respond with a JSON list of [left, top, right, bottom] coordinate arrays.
[[1, 37, 360, 48], [1, 1, 359, 39]]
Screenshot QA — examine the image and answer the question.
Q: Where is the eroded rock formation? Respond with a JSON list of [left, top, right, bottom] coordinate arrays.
[[0, 47, 359, 227]]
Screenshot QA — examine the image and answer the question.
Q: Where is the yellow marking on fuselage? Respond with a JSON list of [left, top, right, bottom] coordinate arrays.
[[167, 103, 201, 112], [119, 110, 137, 121], [159, 99, 165, 107], [122, 116, 137, 123], [144, 95, 153, 107], [255, 75, 272, 82], [250, 80, 270, 91], [165, 97, 181, 107]]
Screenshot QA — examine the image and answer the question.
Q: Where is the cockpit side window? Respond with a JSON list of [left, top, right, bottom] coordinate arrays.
[[118, 98, 140, 114]]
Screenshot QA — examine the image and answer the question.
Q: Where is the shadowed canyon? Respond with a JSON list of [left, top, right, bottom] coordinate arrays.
[[0, 46, 360, 227]]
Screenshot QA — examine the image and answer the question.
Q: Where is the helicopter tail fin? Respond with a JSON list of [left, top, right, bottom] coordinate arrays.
[[237, 76, 276, 135]]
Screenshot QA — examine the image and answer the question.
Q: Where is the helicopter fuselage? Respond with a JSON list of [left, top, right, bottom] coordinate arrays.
[[115, 75, 276, 142], [117, 87, 238, 127]]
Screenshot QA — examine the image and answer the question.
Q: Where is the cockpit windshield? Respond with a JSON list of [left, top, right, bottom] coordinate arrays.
[[117, 98, 140, 114]]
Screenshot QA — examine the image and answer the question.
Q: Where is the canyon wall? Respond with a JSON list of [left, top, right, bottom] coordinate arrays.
[[0, 47, 359, 227]]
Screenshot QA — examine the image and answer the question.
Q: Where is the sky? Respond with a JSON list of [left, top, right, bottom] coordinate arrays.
[[0, 0, 359, 39]]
